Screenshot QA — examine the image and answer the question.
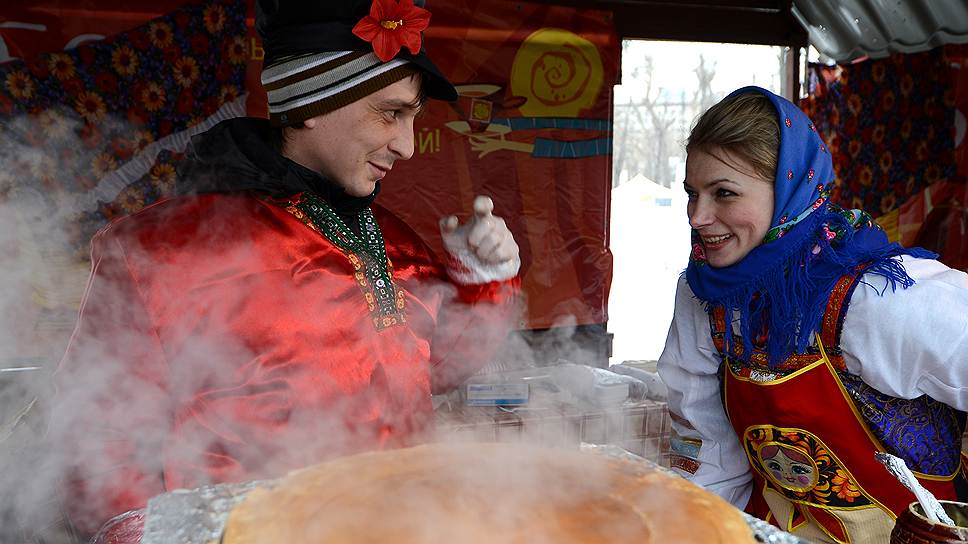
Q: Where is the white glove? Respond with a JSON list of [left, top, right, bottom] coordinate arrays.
[[439, 195, 520, 285]]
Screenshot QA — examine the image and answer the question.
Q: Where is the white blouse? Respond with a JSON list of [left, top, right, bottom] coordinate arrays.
[[656, 256, 968, 508]]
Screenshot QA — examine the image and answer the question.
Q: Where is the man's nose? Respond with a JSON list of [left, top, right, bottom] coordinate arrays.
[[388, 117, 415, 160]]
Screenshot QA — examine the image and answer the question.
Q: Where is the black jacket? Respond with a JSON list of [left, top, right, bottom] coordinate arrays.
[[176, 117, 377, 234]]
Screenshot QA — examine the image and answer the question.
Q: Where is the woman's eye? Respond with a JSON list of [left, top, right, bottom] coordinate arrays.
[[716, 189, 737, 198]]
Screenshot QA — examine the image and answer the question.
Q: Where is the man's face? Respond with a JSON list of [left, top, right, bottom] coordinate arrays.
[[285, 75, 424, 197]]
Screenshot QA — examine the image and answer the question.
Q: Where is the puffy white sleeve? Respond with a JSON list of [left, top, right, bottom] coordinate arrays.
[[657, 274, 752, 508], [840, 256, 968, 409]]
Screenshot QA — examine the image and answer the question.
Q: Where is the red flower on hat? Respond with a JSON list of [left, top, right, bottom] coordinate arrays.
[[352, 0, 430, 62]]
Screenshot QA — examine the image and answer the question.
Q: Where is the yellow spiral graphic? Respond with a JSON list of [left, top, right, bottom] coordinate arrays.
[[510, 28, 604, 117]]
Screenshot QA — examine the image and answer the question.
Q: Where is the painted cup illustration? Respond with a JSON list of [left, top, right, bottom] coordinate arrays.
[[453, 84, 526, 133]]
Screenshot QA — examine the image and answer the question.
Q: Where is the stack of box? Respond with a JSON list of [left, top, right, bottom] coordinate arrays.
[[434, 399, 672, 467]]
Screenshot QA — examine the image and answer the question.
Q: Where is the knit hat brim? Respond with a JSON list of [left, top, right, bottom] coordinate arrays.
[[257, 5, 457, 127]]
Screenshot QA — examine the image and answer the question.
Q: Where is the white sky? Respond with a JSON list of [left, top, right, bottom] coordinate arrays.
[[614, 40, 785, 103]]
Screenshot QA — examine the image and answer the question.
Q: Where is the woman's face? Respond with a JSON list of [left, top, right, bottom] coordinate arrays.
[[684, 147, 774, 268]]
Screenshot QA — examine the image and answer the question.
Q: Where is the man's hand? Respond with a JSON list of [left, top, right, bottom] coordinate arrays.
[[439, 195, 520, 284]]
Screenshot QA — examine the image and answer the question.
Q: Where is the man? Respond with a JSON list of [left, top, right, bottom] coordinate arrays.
[[52, 0, 520, 537]]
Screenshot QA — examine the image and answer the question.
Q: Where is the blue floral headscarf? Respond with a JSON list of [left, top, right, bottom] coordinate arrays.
[[685, 86, 935, 366]]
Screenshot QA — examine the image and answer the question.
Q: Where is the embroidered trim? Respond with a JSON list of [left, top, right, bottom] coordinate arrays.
[[710, 289, 850, 377], [709, 263, 874, 377], [725, 358, 827, 386], [280, 192, 406, 331], [670, 454, 701, 475], [820, 268, 864, 349], [711, 304, 844, 377]]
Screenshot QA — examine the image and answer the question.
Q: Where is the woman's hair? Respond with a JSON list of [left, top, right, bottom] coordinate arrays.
[[687, 91, 780, 183]]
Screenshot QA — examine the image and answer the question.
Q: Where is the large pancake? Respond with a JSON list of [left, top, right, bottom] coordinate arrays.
[[222, 442, 754, 543]]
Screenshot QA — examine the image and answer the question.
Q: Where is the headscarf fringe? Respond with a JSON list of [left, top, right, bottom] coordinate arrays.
[[705, 205, 935, 367]]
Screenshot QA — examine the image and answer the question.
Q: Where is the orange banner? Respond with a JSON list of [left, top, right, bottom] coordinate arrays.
[[386, 1, 619, 329]]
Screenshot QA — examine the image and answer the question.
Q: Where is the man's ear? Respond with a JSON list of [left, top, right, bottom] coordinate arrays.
[[303, 117, 317, 129]]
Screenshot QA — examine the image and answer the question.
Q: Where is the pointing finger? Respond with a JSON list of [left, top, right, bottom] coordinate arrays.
[[473, 195, 494, 220]]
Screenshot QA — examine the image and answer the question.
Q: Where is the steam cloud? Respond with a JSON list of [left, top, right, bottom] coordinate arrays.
[[0, 108, 116, 543], [0, 107, 613, 543]]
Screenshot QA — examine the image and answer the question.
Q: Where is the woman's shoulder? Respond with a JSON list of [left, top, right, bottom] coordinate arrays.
[[895, 255, 968, 286], [839, 255, 968, 398], [850, 256, 968, 312], [861, 256, 967, 290]]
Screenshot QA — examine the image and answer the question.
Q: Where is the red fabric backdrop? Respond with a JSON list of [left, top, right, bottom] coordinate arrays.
[[0, 0, 618, 331], [800, 47, 966, 270]]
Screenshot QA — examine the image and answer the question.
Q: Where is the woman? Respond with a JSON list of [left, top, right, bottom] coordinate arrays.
[[657, 86, 968, 544]]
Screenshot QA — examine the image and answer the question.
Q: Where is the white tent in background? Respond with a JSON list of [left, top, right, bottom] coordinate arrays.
[[608, 173, 690, 363]]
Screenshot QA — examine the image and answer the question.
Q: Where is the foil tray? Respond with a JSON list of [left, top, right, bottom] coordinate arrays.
[[141, 479, 272, 544], [581, 444, 810, 544], [141, 445, 810, 544]]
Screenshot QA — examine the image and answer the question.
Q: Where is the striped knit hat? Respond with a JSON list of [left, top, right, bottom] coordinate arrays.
[[257, 0, 457, 127]]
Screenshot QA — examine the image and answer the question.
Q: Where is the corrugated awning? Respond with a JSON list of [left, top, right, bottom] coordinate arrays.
[[792, 0, 968, 62]]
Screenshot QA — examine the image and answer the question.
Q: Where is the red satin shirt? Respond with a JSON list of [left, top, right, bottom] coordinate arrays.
[[54, 193, 519, 534]]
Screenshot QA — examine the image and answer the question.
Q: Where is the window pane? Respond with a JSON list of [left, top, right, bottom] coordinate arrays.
[[609, 40, 784, 363]]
